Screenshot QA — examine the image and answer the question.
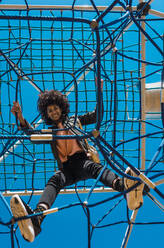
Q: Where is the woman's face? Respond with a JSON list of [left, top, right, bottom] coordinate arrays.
[[47, 104, 62, 122]]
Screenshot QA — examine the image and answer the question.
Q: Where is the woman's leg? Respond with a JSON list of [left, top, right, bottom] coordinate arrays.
[[38, 166, 75, 209], [67, 153, 124, 191], [10, 163, 75, 242], [78, 158, 145, 210], [82, 159, 123, 190]]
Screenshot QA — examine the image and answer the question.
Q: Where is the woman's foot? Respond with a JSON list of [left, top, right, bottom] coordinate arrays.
[[124, 168, 144, 210], [10, 195, 43, 242]]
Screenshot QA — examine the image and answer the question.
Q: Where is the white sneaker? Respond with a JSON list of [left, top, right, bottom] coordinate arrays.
[[10, 194, 35, 242], [124, 168, 144, 210]]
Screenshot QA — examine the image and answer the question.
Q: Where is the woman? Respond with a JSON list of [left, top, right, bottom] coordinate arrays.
[[10, 87, 144, 242]]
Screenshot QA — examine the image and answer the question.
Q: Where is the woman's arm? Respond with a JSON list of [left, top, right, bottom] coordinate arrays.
[[11, 101, 33, 131]]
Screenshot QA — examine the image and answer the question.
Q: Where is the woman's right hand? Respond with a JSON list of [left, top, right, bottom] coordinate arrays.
[[11, 101, 22, 116], [11, 101, 26, 126]]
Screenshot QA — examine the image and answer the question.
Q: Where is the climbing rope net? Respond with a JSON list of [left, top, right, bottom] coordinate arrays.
[[0, 0, 164, 247]]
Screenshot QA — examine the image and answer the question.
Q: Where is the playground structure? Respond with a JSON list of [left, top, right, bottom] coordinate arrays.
[[0, 1, 163, 247]]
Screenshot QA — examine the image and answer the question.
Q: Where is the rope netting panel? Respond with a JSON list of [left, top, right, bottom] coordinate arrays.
[[0, 5, 147, 194], [0, 1, 163, 248]]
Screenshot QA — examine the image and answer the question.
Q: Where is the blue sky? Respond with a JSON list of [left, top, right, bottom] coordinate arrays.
[[0, 1, 164, 248]]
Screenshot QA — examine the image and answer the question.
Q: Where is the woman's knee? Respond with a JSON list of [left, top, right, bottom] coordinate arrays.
[[47, 171, 66, 189]]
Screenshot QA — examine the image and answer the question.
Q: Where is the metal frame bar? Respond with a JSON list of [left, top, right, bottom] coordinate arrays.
[[0, 5, 128, 11], [3, 187, 115, 197]]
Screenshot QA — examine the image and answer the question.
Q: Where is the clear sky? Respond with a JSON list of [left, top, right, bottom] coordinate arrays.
[[0, 1, 164, 248]]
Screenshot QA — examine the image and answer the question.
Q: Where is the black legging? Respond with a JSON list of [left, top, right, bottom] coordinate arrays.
[[38, 152, 119, 208]]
